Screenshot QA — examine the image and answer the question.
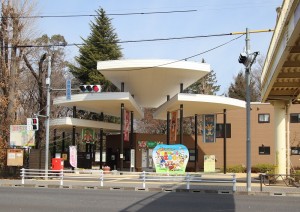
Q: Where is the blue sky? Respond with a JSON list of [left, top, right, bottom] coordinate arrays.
[[38, 0, 283, 94]]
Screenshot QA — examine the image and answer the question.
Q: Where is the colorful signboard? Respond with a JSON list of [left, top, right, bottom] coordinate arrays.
[[152, 144, 189, 174], [138, 141, 161, 150], [203, 114, 216, 143], [9, 125, 35, 147]]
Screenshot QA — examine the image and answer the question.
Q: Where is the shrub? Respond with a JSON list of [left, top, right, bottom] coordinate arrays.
[[251, 164, 275, 173], [225, 165, 246, 173]]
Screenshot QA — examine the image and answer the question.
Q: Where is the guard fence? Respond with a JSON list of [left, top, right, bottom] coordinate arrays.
[[20, 168, 237, 192]]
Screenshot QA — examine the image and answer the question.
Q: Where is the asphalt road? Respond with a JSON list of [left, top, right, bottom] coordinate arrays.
[[1, 187, 300, 212]]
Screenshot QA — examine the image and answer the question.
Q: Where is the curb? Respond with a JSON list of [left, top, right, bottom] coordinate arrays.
[[1, 183, 300, 196]]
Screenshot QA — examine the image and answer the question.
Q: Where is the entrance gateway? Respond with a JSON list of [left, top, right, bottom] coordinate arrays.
[[52, 59, 245, 171]]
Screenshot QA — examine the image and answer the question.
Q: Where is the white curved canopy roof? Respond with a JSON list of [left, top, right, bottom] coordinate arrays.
[[53, 92, 144, 119], [154, 93, 246, 120], [97, 59, 210, 108], [50, 117, 120, 132]]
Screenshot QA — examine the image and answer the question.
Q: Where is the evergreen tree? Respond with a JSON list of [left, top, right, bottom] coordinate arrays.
[[69, 8, 123, 91], [184, 59, 220, 95], [227, 70, 260, 101]]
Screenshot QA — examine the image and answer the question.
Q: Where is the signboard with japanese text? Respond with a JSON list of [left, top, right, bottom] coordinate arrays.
[[7, 149, 24, 166], [69, 146, 77, 168], [152, 144, 189, 174], [10, 125, 35, 147]]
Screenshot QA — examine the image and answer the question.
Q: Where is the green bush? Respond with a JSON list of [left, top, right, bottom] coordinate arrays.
[[251, 164, 275, 173], [225, 165, 246, 173]]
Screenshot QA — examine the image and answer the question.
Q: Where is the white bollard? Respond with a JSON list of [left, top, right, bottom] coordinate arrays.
[[232, 173, 236, 192], [21, 168, 25, 185], [100, 170, 104, 187]]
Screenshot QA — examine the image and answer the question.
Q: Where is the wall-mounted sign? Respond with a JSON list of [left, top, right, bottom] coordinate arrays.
[[82, 128, 95, 144]]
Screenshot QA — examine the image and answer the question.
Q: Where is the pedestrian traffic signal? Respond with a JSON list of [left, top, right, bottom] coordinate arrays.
[[79, 85, 102, 93], [32, 118, 39, 131]]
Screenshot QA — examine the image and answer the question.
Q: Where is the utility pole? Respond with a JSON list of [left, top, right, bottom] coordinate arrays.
[[245, 28, 251, 192], [45, 54, 51, 178]]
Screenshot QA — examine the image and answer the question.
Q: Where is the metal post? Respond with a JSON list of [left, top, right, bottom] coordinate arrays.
[[21, 168, 25, 184], [72, 106, 76, 171], [142, 171, 146, 189], [245, 28, 251, 192], [180, 83, 183, 93], [130, 111, 134, 172], [120, 103, 124, 171], [62, 132, 65, 152], [194, 114, 198, 171], [121, 82, 124, 92], [100, 128, 103, 169], [53, 129, 57, 158], [180, 104, 183, 144], [223, 109, 227, 174], [167, 95, 170, 145], [100, 170, 104, 187], [45, 54, 51, 179]]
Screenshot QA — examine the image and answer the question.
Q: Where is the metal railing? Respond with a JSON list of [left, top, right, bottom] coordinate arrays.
[[259, 173, 300, 191], [20, 168, 237, 191]]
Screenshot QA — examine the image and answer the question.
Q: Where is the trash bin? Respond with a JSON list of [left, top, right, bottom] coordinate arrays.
[[52, 158, 64, 171]]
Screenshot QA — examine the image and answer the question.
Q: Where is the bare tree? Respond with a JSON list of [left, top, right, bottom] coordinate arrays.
[[0, 0, 37, 167]]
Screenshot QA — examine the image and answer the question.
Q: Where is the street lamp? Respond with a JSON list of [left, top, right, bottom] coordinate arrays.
[[238, 28, 259, 192]]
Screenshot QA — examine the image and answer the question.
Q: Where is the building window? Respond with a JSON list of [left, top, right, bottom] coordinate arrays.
[[290, 113, 300, 123], [291, 147, 300, 155], [216, 124, 231, 138], [258, 114, 270, 123], [259, 145, 270, 155]]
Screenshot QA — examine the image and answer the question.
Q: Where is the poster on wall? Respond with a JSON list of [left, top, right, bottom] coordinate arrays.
[[203, 114, 216, 143], [152, 144, 189, 174], [204, 155, 216, 172], [170, 110, 178, 142], [124, 110, 130, 141], [9, 125, 35, 147], [82, 128, 95, 143]]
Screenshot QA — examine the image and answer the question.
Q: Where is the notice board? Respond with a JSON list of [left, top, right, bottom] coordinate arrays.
[[7, 149, 24, 166]]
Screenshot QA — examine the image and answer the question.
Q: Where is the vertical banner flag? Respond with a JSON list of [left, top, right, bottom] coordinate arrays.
[[82, 128, 95, 143], [170, 110, 178, 142], [203, 114, 216, 143], [69, 146, 77, 168], [124, 110, 130, 141]]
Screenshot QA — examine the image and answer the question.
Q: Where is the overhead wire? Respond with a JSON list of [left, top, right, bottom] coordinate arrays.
[[2, 29, 273, 49], [1, 9, 197, 19]]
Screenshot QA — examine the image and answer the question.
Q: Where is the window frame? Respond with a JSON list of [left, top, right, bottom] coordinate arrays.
[[290, 113, 300, 123], [258, 145, 270, 155], [216, 123, 231, 138], [258, 113, 270, 123]]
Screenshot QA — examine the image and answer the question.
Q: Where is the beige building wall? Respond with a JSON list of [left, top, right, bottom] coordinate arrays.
[[106, 103, 300, 171]]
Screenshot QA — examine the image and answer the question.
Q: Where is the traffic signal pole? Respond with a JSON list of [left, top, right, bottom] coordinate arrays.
[[45, 54, 51, 179]]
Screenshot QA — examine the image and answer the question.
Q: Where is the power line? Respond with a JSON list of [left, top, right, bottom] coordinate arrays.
[[2, 29, 273, 49], [116, 34, 245, 72], [1, 9, 197, 19]]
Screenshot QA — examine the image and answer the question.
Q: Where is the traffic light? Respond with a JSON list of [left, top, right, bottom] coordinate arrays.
[[79, 85, 102, 93], [32, 118, 39, 131]]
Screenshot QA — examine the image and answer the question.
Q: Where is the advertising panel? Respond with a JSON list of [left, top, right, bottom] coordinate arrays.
[[152, 144, 189, 174], [203, 114, 216, 143], [10, 125, 35, 147]]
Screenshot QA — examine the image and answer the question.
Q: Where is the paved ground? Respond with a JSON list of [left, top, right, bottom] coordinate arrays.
[[1, 172, 300, 196]]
